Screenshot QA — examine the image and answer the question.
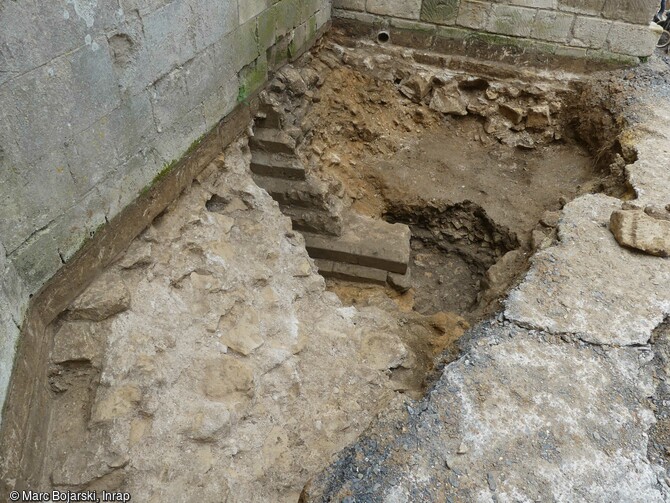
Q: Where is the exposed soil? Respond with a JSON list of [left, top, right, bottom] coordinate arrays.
[[283, 44, 627, 325], [8, 36, 648, 503]]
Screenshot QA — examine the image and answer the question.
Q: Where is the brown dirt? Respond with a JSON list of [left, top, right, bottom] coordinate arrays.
[[296, 59, 623, 323]]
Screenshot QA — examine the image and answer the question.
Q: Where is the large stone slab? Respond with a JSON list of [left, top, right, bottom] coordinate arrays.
[[505, 194, 670, 346], [302, 214, 411, 274], [301, 323, 664, 502]]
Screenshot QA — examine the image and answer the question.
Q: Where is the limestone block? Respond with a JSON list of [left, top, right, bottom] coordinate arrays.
[[152, 105, 208, 166], [488, 4, 537, 37], [607, 22, 662, 57], [359, 331, 408, 371], [532, 10, 575, 43], [0, 0, 120, 82], [421, 0, 459, 25], [141, 0, 198, 83], [231, 19, 262, 71], [557, 0, 606, 16], [570, 16, 612, 48], [508, 0, 555, 7], [191, 0, 239, 51], [457, 1, 490, 30], [52, 322, 104, 365], [0, 39, 120, 165], [66, 92, 156, 195], [333, 0, 365, 11], [602, 0, 658, 25], [67, 273, 130, 322], [367, 0, 422, 20], [526, 105, 551, 129], [203, 76, 239, 131], [429, 84, 468, 116], [239, 0, 270, 24], [0, 148, 78, 254], [610, 209, 670, 257]]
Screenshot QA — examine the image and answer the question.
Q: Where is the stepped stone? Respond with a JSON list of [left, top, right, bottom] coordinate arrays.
[[282, 207, 343, 236], [250, 151, 306, 180], [314, 259, 388, 284], [302, 214, 411, 274], [250, 128, 296, 154], [610, 209, 670, 257], [252, 174, 333, 210]]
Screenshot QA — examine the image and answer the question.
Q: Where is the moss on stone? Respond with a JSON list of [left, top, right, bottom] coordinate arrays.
[[238, 56, 268, 103]]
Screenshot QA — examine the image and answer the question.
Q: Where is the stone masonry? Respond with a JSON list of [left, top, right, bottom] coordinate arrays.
[[0, 0, 330, 424], [333, 0, 660, 60]]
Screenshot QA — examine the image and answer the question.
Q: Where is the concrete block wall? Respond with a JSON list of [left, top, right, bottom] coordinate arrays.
[[333, 0, 660, 60], [0, 0, 331, 422]]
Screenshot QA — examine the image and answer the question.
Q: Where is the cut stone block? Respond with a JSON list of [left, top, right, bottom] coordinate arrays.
[[388, 270, 412, 293], [282, 207, 343, 236], [249, 128, 296, 154], [250, 151, 306, 180], [67, 273, 130, 322], [252, 174, 332, 210], [610, 209, 670, 257], [314, 259, 388, 284], [302, 214, 411, 274]]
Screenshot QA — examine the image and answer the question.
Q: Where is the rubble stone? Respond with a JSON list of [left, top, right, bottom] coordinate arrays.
[[610, 209, 670, 257]]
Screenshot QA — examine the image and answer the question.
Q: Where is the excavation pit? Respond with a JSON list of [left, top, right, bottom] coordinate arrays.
[[2, 34, 644, 502], [252, 39, 631, 330]]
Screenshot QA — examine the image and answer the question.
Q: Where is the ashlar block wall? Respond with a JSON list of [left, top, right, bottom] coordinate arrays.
[[333, 0, 660, 59], [0, 0, 330, 422]]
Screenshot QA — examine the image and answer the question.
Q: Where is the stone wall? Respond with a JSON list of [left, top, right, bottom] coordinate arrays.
[[333, 0, 660, 60], [0, 0, 330, 423]]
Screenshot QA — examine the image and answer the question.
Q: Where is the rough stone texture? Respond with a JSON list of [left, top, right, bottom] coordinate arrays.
[[505, 194, 670, 346], [302, 214, 412, 274], [66, 273, 131, 322], [611, 209, 670, 257], [333, 0, 658, 61], [367, 0, 422, 20], [301, 323, 666, 502], [0, 0, 331, 424], [421, 0, 460, 25], [35, 140, 416, 501], [300, 60, 670, 499]]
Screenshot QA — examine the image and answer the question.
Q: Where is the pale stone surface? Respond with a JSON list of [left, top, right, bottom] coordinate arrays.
[[66, 273, 130, 322], [505, 194, 670, 346], [608, 22, 662, 57], [40, 140, 413, 501], [429, 83, 468, 115], [570, 16, 612, 48], [610, 209, 670, 257], [333, 0, 365, 11], [367, 0, 422, 20], [302, 324, 666, 502], [52, 322, 105, 365], [0, 0, 327, 423]]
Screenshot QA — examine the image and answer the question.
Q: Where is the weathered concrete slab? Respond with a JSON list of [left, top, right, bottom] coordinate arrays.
[[302, 214, 411, 274], [505, 194, 670, 346], [301, 323, 665, 503]]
